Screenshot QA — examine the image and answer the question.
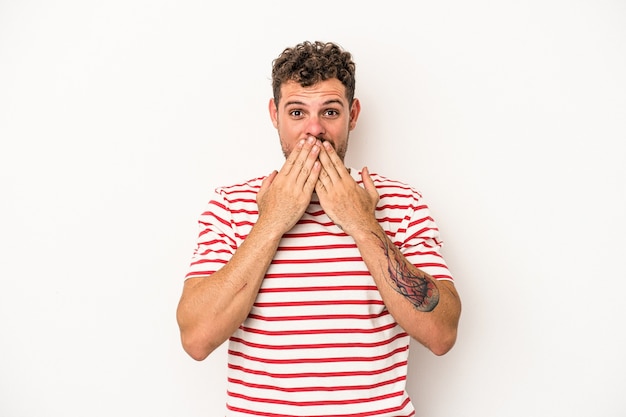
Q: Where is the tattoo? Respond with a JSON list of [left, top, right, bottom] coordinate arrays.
[[375, 232, 440, 312]]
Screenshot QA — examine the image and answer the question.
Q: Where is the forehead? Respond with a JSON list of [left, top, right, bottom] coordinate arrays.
[[279, 79, 348, 107]]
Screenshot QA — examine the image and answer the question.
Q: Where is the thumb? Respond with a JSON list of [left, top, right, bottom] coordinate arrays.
[[361, 166, 379, 200], [263, 170, 278, 187], [257, 170, 278, 201]]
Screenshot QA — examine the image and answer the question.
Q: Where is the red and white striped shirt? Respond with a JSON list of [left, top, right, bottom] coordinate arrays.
[[186, 170, 454, 416]]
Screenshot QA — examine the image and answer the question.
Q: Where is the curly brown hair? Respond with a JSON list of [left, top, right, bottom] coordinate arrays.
[[271, 41, 356, 106]]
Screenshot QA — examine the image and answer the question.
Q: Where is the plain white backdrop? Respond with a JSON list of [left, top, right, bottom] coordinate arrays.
[[1, 1, 625, 416]]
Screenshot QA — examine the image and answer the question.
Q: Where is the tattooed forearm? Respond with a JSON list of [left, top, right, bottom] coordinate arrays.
[[374, 232, 440, 312]]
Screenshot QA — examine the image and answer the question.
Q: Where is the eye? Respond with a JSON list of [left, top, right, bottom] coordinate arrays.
[[289, 109, 303, 118], [324, 109, 339, 117]]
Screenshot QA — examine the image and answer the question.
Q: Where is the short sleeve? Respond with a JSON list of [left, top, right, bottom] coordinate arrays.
[[185, 189, 238, 279], [398, 189, 454, 282]]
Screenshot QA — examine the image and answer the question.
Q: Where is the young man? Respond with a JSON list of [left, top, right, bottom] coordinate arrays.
[[177, 41, 461, 416]]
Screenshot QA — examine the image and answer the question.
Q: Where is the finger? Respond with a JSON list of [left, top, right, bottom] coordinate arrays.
[[293, 137, 322, 185], [317, 143, 339, 184], [324, 141, 349, 173], [257, 170, 278, 203], [280, 138, 308, 176], [283, 136, 315, 174], [361, 166, 380, 200], [303, 160, 322, 195], [263, 170, 278, 187], [317, 166, 330, 183], [360, 166, 374, 191], [320, 141, 349, 180]]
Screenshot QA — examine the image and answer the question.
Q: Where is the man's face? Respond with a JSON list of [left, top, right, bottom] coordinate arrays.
[[269, 79, 361, 161]]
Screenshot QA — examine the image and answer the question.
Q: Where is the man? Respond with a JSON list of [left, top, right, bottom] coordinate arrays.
[[177, 41, 461, 416]]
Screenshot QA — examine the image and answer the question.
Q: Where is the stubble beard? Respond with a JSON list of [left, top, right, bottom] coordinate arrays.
[[280, 135, 350, 163]]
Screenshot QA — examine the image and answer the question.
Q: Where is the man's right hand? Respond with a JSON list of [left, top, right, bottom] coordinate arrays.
[[256, 136, 322, 234], [177, 138, 322, 360]]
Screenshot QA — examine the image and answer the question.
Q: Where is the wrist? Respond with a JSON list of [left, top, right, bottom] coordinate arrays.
[[253, 215, 289, 241], [344, 217, 383, 242]]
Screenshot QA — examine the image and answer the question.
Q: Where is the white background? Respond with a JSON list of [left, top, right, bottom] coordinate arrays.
[[1, 1, 625, 416]]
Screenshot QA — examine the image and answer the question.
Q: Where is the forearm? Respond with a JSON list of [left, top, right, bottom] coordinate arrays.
[[351, 222, 461, 355], [176, 220, 283, 360], [177, 139, 324, 360]]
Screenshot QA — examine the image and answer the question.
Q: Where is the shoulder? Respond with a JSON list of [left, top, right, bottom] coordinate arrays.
[[364, 171, 423, 201], [200, 176, 264, 224], [213, 175, 266, 200]]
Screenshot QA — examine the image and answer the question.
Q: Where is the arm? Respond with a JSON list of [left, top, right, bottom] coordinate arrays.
[[176, 137, 322, 360], [348, 222, 461, 355], [315, 141, 461, 355]]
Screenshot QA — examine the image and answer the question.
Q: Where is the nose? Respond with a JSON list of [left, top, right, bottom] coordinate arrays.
[[305, 115, 325, 138]]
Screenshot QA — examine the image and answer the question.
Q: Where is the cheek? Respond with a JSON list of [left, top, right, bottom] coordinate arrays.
[[277, 122, 303, 145], [278, 134, 298, 157]]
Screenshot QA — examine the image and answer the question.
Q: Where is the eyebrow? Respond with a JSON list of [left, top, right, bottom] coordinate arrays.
[[283, 99, 346, 108]]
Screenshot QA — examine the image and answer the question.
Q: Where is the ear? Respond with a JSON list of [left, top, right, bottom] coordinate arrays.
[[268, 98, 279, 129], [349, 98, 361, 131]]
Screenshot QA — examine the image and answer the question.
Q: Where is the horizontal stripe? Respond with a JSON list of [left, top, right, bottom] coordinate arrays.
[[277, 243, 356, 251], [282, 230, 346, 238], [238, 321, 398, 337], [227, 388, 404, 407], [227, 375, 406, 393], [230, 331, 406, 351], [264, 271, 371, 279], [253, 300, 384, 309], [258, 285, 377, 293], [226, 395, 413, 417], [227, 345, 409, 365], [270, 256, 363, 264], [246, 309, 389, 321], [228, 358, 406, 379]]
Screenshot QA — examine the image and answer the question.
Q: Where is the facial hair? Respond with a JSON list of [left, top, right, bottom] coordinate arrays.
[[280, 135, 350, 162]]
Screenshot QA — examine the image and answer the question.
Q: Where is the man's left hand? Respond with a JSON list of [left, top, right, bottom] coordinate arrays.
[[315, 140, 380, 236]]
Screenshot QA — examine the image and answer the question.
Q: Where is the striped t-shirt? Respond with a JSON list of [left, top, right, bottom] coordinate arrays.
[[186, 169, 454, 417]]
